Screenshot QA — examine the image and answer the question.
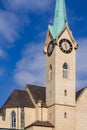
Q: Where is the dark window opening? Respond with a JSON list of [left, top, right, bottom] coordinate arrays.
[[63, 63, 68, 78]]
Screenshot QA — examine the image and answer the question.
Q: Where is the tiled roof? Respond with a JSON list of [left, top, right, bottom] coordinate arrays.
[[1, 83, 87, 110], [26, 84, 46, 107], [2, 89, 35, 108], [76, 87, 87, 100], [25, 120, 54, 128]]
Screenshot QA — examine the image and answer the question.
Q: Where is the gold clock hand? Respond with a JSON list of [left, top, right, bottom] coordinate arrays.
[[64, 42, 67, 50]]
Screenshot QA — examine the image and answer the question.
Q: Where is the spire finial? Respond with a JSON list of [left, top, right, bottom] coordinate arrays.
[[49, 0, 67, 39]]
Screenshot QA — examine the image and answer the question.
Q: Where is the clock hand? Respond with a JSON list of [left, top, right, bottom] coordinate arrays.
[[64, 42, 67, 50]]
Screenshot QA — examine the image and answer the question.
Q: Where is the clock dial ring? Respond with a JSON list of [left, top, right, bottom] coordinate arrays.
[[47, 41, 54, 56], [59, 39, 73, 54]]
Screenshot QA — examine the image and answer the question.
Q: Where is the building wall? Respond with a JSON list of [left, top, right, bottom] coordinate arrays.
[[0, 107, 36, 129], [33, 126, 53, 130], [55, 105, 75, 130], [46, 28, 76, 107], [26, 127, 33, 130], [41, 107, 48, 121], [0, 105, 48, 129], [26, 126, 53, 130], [1, 91, 87, 130], [76, 89, 87, 130], [55, 28, 76, 106], [45, 28, 76, 130], [48, 105, 55, 126], [0, 108, 19, 129], [46, 37, 56, 106], [25, 107, 35, 127]]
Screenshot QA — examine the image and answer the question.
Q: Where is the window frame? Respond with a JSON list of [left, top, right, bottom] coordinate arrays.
[[63, 63, 68, 78], [49, 64, 52, 80], [11, 111, 16, 128], [21, 107, 25, 129], [64, 112, 67, 119], [64, 90, 67, 96]]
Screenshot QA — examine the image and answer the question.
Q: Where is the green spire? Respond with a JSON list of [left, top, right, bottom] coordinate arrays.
[[49, 0, 67, 39]]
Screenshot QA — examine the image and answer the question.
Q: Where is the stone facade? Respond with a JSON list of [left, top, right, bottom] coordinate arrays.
[[0, 87, 87, 130], [0, 107, 35, 129], [0, 0, 87, 130], [44, 25, 76, 130], [76, 88, 87, 130]]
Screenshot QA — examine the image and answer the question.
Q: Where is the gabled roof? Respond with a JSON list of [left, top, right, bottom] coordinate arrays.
[[1, 89, 35, 108], [76, 87, 87, 100], [44, 24, 78, 55], [25, 120, 54, 128], [1, 84, 87, 110], [26, 84, 46, 107]]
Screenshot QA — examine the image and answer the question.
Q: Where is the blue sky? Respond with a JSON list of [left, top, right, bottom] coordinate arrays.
[[0, 0, 87, 107]]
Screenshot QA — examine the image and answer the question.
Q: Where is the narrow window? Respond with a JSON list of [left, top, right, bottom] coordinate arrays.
[[11, 111, 16, 128], [21, 107, 25, 129], [50, 90, 52, 95], [64, 112, 67, 119], [2, 109, 6, 121], [49, 113, 52, 120], [49, 65, 52, 80], [50, 90, 52, 97], [64, 90, 67, 96], [63, 63, 68, 78]]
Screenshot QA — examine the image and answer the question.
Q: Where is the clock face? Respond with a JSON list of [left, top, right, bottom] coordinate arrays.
[[59, 39, 73, 54], [47, 41, 54, 56]]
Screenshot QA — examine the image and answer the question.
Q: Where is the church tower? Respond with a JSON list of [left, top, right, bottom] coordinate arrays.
[[44, 0, 78, 130]]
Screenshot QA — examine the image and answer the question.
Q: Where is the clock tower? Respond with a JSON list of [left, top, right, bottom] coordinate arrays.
[[44, 0, 78, 130]]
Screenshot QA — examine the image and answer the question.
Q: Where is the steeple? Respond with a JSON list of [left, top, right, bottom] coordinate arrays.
[[49, 0, 67, 39]]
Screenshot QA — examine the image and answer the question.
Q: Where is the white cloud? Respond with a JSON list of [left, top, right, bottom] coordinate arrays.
[[77, 38, 87, 74], [0, 0, 51, 57], [0, 48, 7, 59], [14, 43, 45, 87], [0, 11, 20, 43], [0, 9, 30, 58], [2, 0, 53, 12], [76, 38, 87, 89], [13, 38, 87, 89]]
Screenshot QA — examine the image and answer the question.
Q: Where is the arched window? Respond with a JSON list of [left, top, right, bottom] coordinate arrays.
[[63, 63, 68, 78], [49, 65, 52, 80], [11, 111, 16, 128]]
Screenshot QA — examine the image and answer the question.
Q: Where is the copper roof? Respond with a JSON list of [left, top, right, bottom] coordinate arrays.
[[25, 120, 54, 128], [2, 89, 35, 108]]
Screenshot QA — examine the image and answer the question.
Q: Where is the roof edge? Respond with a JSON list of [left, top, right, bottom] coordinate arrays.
[[76, 87, 87, 101], [25, 120, 54, 129]]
